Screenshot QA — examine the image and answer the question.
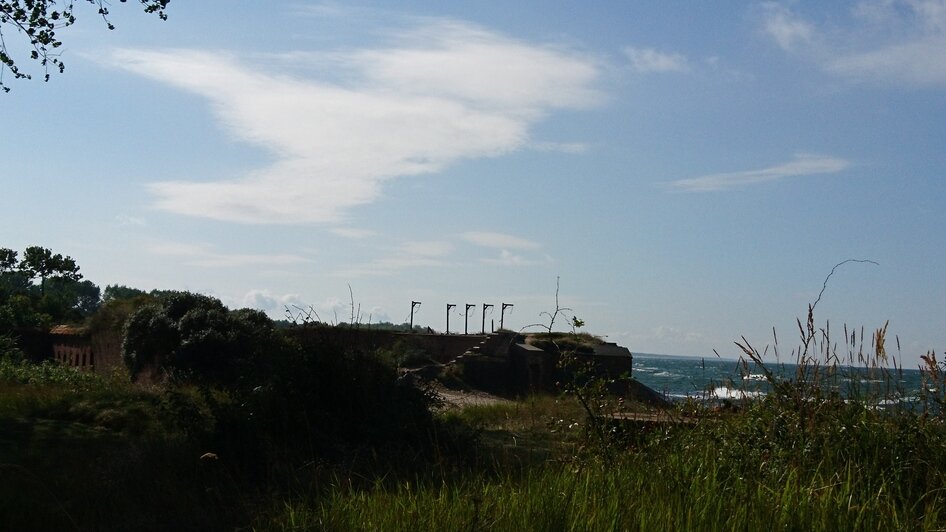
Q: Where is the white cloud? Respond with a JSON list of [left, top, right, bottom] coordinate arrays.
[[108, 21, 601, 224], [623, 47, 690, 73], [480, 250, 553, 267], [668, 154, 850, 192], [353, 22, 601, 111], [760, 3, 814, 51], [148, 242, 312, 268], [331, 227, 376, 239], [241, 289, 303, 312], [461, 231, 540, 250]]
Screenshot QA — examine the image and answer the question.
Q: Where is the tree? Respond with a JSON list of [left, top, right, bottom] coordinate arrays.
[[71, 278, 100, 315], [0, 247, 28, 300], [43, 276, 100, 317], [102, 284, 147, 302], [19, 245, 81, 296], [0, 0, 170, 92], [1, 245, 101, 331], [0, 247, 16, 271]]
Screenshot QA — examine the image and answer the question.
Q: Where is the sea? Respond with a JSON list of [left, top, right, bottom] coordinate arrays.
[[632, 352, 930, 407]]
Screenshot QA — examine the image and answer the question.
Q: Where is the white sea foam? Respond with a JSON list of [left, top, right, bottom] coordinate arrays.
[[710, 387, 765, 401]]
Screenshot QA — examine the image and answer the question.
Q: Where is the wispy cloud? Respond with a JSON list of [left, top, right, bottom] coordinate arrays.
[[461, 231, 540, 250], [759, 2, 814, 51], [480, 250, 553, 267], [623, 47, 690, 73], [761, 0, 946, 87], [668, 154, 850, 192], [330, 227, 376, 239], [148, 242, 312, 268], [829, 0, 946, 85], [828, 35, 946, 85], [108, 21, 601, 225]]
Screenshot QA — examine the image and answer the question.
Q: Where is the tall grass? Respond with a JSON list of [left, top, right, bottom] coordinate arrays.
[[261, 449, 946, 531], [257, 393, 946, 531]]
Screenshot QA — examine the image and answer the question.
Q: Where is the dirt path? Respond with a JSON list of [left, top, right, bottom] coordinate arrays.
[[430, 384, 513, 409]]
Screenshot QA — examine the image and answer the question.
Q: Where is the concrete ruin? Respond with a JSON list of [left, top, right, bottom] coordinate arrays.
[[16, 323, 650, 400], [441, 331, 634, 396], [14, 325, 125, 375]]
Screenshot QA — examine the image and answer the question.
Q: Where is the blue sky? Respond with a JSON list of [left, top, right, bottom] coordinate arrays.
[[1, 1, 944, 364]]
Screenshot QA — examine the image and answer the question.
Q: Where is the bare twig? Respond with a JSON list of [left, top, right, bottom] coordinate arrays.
[[811, 259, 879, 313], [348, 283, 355, 325], [534, 276, 573, 335]]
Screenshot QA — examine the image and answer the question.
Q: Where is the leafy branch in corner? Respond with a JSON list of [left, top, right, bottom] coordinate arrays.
[[0, 0, 170, 92]]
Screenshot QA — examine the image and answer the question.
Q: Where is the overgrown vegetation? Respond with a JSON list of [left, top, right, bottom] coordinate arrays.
[[2, 263, 945, 530]]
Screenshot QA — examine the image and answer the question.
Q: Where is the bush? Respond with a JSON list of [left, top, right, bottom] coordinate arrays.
[[122, 292, 281, 388], [0, 333, 23, 361]]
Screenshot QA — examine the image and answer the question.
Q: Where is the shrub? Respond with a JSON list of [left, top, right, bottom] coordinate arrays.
[[122, 292, 281, 388]]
